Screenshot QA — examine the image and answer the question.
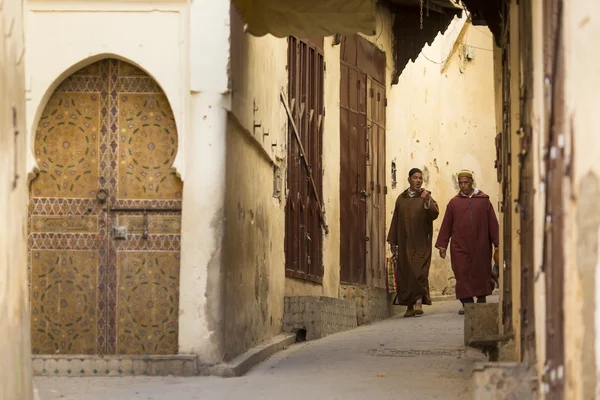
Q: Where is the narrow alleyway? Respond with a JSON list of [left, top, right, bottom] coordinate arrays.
[[35, 300, 489, 400]]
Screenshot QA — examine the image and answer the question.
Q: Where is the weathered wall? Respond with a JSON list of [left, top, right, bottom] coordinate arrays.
[[565, 0, 600, 398], [385, 16, 499, 296], [224, 8, 287, 359], [320, 37, 343, 298], [0, 0, 33, 398], [223, 116, 286, 360], [179, 0, 230, 365]]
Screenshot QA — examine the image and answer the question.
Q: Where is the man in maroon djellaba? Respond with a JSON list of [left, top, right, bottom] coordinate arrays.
[[387, 168, 439, 318], [435, 169, 499, 315]]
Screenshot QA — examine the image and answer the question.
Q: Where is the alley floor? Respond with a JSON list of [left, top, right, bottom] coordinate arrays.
[[35, 299, 489, 400]]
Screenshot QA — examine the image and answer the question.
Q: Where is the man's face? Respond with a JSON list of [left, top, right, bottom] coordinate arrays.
[[458, 177, 473, 195], [408, 172, 423, 191]]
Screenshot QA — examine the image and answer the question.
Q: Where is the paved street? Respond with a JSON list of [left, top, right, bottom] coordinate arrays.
[[35, 300, 487, 400]]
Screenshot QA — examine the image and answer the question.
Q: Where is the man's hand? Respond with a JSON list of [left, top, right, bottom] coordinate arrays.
[[420, 189, 430, 199], [390, 244, 398, 256], [438, 248, 447, 259]]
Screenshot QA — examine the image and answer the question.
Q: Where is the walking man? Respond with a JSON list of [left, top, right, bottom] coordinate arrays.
[[435, 170, 499, 314], [387, 168, 439, 317]]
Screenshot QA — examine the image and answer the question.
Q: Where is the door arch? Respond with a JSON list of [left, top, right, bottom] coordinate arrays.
[[29, 59, 183, 356]]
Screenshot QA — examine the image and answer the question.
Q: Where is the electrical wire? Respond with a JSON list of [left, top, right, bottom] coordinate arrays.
[[465, 44, 494, 52], [420, 51, 452, 65], [472, 25, 493, 38]]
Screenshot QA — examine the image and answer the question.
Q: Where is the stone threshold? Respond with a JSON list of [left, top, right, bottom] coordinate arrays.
[[32, 354, 197, 377], [32, 333, 297, 378], [199, 333, 297, 377]]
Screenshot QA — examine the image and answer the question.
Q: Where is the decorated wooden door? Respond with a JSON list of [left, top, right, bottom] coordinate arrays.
[[29, 59, 183, 356]]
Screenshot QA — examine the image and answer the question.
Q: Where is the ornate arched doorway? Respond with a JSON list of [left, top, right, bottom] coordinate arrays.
[[29, 59, 183, 356]]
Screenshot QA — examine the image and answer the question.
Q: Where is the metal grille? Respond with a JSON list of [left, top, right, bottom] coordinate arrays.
[[285, 37, 325, 283]]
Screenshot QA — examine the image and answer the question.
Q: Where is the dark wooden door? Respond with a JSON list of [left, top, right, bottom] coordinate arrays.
[[339, 35, 386, 286], [340, 61, 367, 285], [517, 0, 536, 363], [365, 78, 387, 288], [285, 37, 325, 283], [543, 0, 566, 396]]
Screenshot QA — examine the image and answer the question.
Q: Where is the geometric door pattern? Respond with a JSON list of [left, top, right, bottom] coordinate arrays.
[[29, 59, 182, 355]]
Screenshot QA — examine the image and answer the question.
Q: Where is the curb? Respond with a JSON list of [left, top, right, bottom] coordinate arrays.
[[198, 333, 297, 377]]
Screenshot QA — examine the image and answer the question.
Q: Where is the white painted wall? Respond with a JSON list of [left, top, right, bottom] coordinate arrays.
[[25, 0, 188, 179], [178, 0, 231, 362]]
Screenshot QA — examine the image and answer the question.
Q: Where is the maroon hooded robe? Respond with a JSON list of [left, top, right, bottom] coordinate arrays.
[[435, 190, 499, 299]]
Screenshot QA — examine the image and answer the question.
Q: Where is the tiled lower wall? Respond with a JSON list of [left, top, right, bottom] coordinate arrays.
[[339, 285, 392, 325], [32, 355, 197, 377]]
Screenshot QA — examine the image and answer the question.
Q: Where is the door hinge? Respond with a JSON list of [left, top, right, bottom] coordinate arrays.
[[370, 88, 374, 97]]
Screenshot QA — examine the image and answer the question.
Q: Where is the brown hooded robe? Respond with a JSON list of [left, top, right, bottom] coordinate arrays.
[[435, 191, 500, 299], [387, 189, 439, 306]]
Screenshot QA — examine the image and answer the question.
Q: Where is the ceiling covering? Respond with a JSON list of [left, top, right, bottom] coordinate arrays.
[[460, 0, 504, 46], [386, 0, 462, 12], [232, 0, 378, 38], [388, 3, 462, 83]]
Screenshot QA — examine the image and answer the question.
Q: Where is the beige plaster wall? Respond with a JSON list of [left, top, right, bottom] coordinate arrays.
[[385, 17, 499, 296], [0, 0, 34, 398], [564, 0, 600, 398], [223, 116, 286, 360], [224, 8, 287, 359]]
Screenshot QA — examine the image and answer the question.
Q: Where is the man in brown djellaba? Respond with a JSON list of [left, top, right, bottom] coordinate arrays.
[[387, 168, 439, 318]]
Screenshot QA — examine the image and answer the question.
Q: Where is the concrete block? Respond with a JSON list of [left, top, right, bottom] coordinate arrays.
[[498, 339, 517, 362], [182, 359, 196, 376], [283, 296, 357, 341], [339, 285, 391, 325], [471, 362, 536, 399], [464, 303, 499, 346]]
